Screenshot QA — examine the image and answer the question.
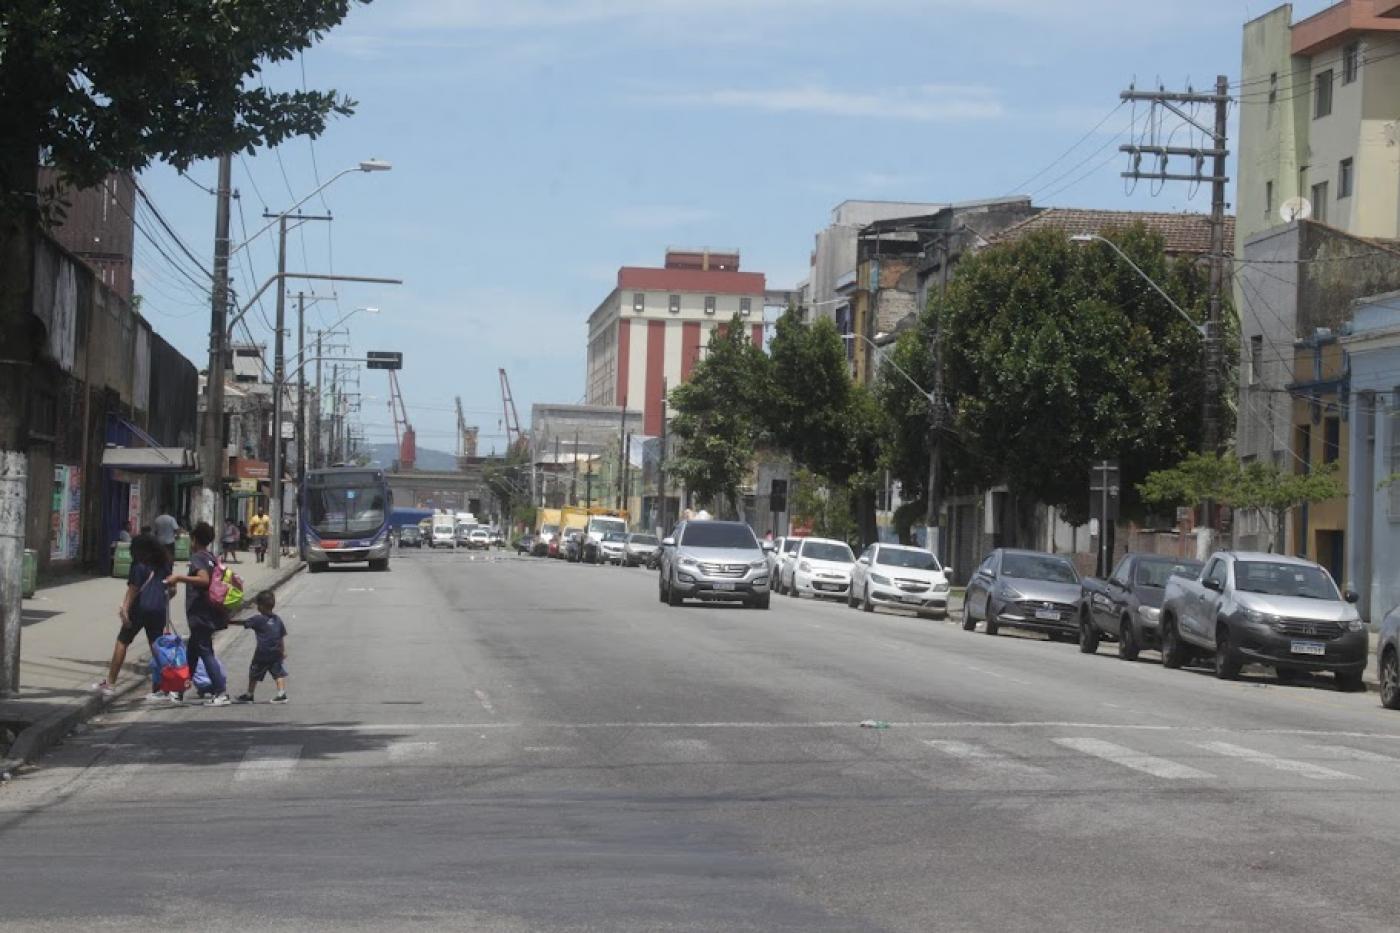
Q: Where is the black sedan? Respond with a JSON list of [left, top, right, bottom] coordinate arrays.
[[398, 526, 424, 548]]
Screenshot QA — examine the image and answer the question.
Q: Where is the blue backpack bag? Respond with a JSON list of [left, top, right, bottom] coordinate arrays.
[[150, 633, 189, 694]]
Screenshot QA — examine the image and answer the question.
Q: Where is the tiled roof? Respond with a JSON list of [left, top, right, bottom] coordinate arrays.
[[988, 208, 1234, 257], [618, 267, 766, 294]]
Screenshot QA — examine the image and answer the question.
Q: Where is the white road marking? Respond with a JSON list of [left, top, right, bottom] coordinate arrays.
[[234, 744, 302, 782], [1054, 737, 1213, 779], [387, 741, 439, 762], [924, 739, 1048, 775], [68, 748, 158, 796], [474, 689, 496, 714], [1305, 744, 1400, 764], [1198, 741, 1360, 780]]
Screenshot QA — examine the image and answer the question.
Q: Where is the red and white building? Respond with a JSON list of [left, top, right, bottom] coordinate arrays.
[[586, 249, 766, 436]]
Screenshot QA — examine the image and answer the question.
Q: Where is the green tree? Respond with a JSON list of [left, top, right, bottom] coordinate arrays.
[[0, 1, 367, 692], [934, 224, 1229, 534], [1139, 453, 1345, 550], [790, 468, 858, 545], [872, 321, 938, 540], [667, 317, 770, 516]]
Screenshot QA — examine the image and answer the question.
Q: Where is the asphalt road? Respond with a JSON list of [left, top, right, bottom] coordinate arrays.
[[3, 547, 1399, 932]]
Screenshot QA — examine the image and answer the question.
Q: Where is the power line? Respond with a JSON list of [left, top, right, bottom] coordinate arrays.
[[1005, 101, 1126, 196], [133, 181, 211, 277]]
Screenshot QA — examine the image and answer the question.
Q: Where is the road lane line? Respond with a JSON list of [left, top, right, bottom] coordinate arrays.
[[387, 741, 440, 762], [1198, 741, 1360, 780], [234, 744, 302, 782], [924, 739, 1048, 776], [1054, 737, 1213, 779], [474, 689, 496, 714], [1304, 744, 1400, 764]]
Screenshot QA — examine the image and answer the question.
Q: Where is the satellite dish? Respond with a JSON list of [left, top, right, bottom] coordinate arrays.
[[1280, 196, 1312, 223]]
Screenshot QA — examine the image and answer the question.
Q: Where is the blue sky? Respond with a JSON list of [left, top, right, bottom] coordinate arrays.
[[136, 0, 1336, 454]]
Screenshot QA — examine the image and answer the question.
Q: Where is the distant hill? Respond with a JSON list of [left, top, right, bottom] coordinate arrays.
[[363, 443, 458, 472]]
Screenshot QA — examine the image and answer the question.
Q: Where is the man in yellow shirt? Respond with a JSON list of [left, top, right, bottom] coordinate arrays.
[[249, 507, 271, 563]]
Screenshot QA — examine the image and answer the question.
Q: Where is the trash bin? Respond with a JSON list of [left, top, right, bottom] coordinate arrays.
[[174, 532, 190, 562], [22, 548, 37, 598], [112, 541, 132, 579]]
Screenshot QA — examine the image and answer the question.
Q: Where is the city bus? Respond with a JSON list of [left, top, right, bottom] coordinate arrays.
[[300, 467, 393, 573]]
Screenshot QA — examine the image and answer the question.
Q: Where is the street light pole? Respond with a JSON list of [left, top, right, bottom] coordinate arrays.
[[268, 217, 289, 569]]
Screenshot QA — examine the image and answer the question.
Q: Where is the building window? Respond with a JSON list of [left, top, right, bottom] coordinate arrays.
[[633, 292, 645, 313], [1343, 42, 1360, 84], [1338, 158, 1354, 199], [704, 295, 716, 315], [1249, 335, 1263, 385], [1264, 180, 1274, 219], [668, 294, 680, 314], [1314, 70, 1333, 118], [1324, 416, 1340, 464], [1311, 181, 1329, 223], [739, 297, 751, 317]]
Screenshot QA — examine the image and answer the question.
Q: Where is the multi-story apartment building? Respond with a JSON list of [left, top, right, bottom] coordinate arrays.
[[585, 249, 766, 436]]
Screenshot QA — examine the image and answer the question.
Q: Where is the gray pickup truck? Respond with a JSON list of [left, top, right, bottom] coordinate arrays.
[[1159, 550, 1367, 689]]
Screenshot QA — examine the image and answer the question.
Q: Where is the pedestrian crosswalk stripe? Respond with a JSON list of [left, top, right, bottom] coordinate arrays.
[[1053, 737, 1213, 779], [234, 744, 302, 782], [1197, 741, 1360, 780], [1305, 744, 1400, 764], [924, 739, 1049, 775]]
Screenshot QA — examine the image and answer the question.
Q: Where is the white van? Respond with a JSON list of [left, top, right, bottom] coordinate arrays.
[[430, 520, 456, 549]]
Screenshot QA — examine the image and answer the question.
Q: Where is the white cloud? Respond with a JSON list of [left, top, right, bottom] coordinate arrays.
[[643, 84, 1003, 122], [609, 206, 718, 230]]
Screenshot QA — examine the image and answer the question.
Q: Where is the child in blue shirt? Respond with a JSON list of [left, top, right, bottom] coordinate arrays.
[[235, 590, 288, 704]]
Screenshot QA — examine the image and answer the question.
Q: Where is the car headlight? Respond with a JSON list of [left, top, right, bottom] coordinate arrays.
[[1245, 608, 1282, 625], [678, 572, 696, 583], [753, 576, 768, 586], [1138, 606, 1161, 623], [998, 582, 1023, 600], [934, 581, 950, 593], [749, 559, 767, 569], [1344, 618, 1365, 633], [799, 560, 812, 573], [870, 572, 891, 586], [679, 556, 699, 568]]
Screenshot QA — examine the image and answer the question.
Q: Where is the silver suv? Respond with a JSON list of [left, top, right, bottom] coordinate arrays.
[[658, 520, 772, 609]]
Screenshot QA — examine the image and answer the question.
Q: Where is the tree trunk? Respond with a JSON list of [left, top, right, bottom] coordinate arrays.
[[0, 133, 40, 695]]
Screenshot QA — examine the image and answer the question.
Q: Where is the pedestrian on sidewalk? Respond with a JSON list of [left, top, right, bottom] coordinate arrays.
[[153, 504, 178, 563], [166, 522, 231, 706], [235, 590, 289, 704], [249, 505, 270, 564], [281, 515, 295, 557], [94, 533, 173, 697], [221, 519, 240, 564]]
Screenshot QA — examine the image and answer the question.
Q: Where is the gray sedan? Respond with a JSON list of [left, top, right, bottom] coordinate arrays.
[[1379, 605, 1400, 710], [962, 548, 1082, 640]]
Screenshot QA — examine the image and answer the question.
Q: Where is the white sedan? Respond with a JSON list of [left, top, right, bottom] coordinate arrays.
[[782, 537, 855, 599], [849, 543, 952, 618]]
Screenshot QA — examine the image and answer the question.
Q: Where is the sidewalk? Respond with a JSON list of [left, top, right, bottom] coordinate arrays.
[[0, 549, 301, 777]]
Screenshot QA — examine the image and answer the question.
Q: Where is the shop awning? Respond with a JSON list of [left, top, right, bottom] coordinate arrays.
[[101, 446, 200, 473]]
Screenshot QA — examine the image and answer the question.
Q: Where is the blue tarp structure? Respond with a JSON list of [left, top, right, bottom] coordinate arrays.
[[389, 507, 434, 530]]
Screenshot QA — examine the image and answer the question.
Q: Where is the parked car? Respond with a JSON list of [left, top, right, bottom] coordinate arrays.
[[398, 525, 424, 548], [1379, 605, 1400, 710], [622, 533, 660, 567], [514, 533, 536, 555], [454, 524, 475, 548], [588, 530, 629, 564], [766, 536, 788, 578], [1160, 550, 1367, 688], [658, 519, 771, 609], [562, 528, 585, 562], [468, 528, 492, 550], [962, 548, 1082, 639], [1079, 553, 1203, 660], [849, 543, 951, 618], [781, 537, 855, 600], [773, 537, 802, 594]]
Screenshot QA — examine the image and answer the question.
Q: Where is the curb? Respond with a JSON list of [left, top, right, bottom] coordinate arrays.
[[0, 561, 304, 782]]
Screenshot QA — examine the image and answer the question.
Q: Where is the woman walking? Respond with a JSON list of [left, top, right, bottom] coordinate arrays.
[[94, 533, 174, 698], [221, 518, 240, 563], [165, 522, 231, 706]]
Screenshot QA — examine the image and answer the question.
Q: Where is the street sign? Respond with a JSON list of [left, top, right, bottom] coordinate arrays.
[[366, 351, 403, 370]]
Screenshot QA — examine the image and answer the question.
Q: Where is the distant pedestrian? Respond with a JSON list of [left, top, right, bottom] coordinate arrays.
[[249, 506, 270, 563], [117, 520, 132, 543], [153, 505, 178, 563], [165, 521, 231, 706], [94, 533, 173, 698], [235, 590, 288, 704], [281, 515, 295, 557], [221, 519, 240, 563]]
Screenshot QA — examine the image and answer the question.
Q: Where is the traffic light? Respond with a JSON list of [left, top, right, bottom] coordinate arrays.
[[770, 478, 788, 514]]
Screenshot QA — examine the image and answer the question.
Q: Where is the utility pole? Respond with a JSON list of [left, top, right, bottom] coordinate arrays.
[[200, 154, 233, 531], [1120, 76, 1230, 456], [656, 378, 668, 535], [616, 395, 627, 510], [313, 330, 323, 469], [622, 430, 632, 514], [267, 217, 288, 569], [924, 235, 951, 561], [330, 363, 340, 467], [295, 294, 306, 561], [552, 436, 560, 507], [571, 429, 579, 506]]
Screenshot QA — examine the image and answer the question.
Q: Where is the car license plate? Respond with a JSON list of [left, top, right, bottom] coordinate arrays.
[[1290, 640, 1326, 656], [900, 595, 922, 604], [713, 582, 736, 591], [1034, 609, 1060, 621]]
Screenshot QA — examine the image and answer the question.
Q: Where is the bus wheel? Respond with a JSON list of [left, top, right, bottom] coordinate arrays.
[[369, 559, 390, 572]]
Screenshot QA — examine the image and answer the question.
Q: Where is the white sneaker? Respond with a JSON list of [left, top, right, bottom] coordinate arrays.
[[206, 694, 231, 707], [167, 692, 184, 704], [144, 691, 168, 701], [93, 680, 115, 697]]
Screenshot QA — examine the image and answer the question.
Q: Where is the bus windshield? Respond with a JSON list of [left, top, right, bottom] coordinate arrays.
[[305, 471, 389, 540]]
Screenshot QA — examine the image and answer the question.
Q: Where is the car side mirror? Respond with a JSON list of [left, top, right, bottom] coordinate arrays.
[[661, 537, 675, 547], [1344, 589, 1360, 604], [1203, 577, 1223, 592], [943, 566, 953, 577]]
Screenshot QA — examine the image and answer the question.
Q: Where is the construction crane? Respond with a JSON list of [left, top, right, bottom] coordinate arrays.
[[455, 396, 479, 471], [386, 370, 416, 472], [498, 367, 527, 456]]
